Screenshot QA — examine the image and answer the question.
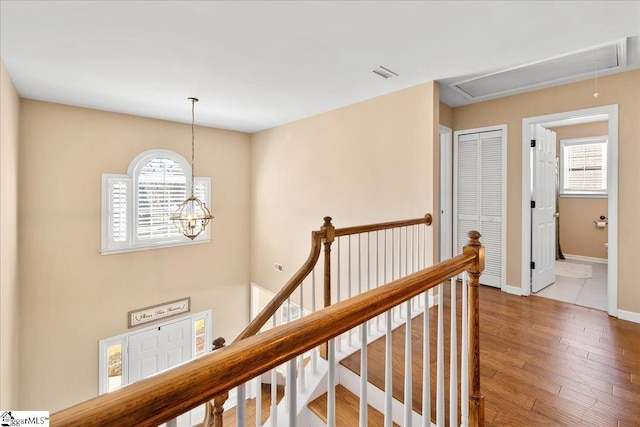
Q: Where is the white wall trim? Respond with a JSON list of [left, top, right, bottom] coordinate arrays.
[[503, 284, 523, 296], [618, 310, 640, 324], [439, 125, 453, 263], [562, 254, 608, 265], [521, 105, 618, 318]]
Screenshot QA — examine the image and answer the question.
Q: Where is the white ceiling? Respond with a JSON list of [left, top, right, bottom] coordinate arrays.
[[1, 1, 639, 133]]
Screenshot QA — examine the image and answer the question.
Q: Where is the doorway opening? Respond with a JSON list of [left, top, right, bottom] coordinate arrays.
[[521, 105, 618, 316]]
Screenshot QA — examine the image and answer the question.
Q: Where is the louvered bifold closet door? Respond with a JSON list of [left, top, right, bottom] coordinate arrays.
[[455, 129, 504, 288], [456, 134, 480, 257], [478, 131, 503, 287]]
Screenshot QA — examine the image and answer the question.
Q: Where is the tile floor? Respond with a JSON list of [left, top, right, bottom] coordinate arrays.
[[534, 259, 607, 311]]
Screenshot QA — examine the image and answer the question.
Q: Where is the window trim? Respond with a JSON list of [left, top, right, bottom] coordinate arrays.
[[101, 149, 211, 254], [559, 135, 608, 199]]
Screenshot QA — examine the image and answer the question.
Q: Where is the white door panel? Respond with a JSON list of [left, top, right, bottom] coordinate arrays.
[[455, 128, 506, 289], [128, 317, 193, 427], [531, 124, 557, 292]]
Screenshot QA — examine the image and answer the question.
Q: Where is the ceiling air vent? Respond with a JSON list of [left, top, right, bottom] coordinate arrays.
[[373, 66, 399, 79], [450, 38, 627, 100]]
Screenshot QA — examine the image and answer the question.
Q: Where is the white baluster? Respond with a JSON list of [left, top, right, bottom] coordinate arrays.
[[299, 285, 305, 393], [271, 318, 278, 426], [384, 310, 393, 427], [236, 384, 246, 427], [461, 275, 469, 427], [376, 230, 381, 331], [327, 339, 336, 427], [337, 237, 341, 304], [359, 321, 368, 427], [368, 232, 374, 335], [311, 268, 318, 375], [422, 289, 431, 427], [405, 226, 409, 277], [358, 234, 362, 297], [287, 359, 297, 427], [450, 279, 458, 427], [404, 300, 413, 427], [436, 284, 445, 426], [255, 377, 262, 427], [337, 238, 343, 352], [348, 235, 354, 347]]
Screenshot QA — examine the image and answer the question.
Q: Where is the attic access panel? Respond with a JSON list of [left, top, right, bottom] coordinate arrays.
[[451, 39, 627, 100]]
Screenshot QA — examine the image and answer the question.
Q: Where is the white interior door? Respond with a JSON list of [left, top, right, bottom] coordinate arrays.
[[454, 128, 505, 288], [531, 124, 557, 292], [129, 317, 193, 426]]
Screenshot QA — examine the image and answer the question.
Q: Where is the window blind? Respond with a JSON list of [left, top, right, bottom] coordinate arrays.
[[562, 140, 607, 193]]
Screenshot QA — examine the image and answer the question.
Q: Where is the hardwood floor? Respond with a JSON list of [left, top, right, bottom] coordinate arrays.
[[221, 384, 284, 427], [308, 384, 400, 427], [341, 283, 640, 426]]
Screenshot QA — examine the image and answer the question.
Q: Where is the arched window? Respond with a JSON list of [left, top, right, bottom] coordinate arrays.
[[101, 149, 211, 254]]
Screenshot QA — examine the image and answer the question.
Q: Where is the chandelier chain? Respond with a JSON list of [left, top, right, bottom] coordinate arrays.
[[190, 97, 197, 196]]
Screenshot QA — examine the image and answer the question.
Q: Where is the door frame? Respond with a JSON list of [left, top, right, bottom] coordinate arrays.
[[453, 124, 507, 290], [439, 125, 453, 262], [98, 309, 212, 394], [521, 105, 618, 316]]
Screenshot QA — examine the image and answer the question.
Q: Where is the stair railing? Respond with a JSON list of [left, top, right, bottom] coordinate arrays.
[[50, 228, 484, 427], [212, 214, 435, 426]]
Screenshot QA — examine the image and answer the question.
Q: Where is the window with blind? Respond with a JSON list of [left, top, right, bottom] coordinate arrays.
[[560, 136, 608, 198], [101, 149, 211, 254]]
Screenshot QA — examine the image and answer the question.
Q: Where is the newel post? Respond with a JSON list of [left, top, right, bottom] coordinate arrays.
[[204, 337, 227, 427], [321, 216, 335, 309], [463, 231, 485, 427], [319, 216, 335, 359]]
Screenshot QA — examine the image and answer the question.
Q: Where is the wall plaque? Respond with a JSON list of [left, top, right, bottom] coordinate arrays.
[[128, 297, 191, 328]]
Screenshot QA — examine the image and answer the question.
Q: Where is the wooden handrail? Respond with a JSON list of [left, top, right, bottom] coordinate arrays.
[[334, 213, 432, 237], [236, 228, 325, 340], [50, 236, 481, 427], [236, 214, 432, 341]]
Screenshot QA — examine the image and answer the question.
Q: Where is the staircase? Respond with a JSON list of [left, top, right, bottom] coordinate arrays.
[[50, 215, 485, 427]]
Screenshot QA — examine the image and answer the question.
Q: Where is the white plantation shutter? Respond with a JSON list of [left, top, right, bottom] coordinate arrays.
[[136, 158, 187, 241], [101, 149, 211, 254], [455, 129, 505, 288], [561, 137, 607, 196], [111, 179, 129, 243], [102, 174, 132, 252]]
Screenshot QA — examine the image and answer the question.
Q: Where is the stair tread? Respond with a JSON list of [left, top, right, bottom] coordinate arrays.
[[308, 384, 399, 427]]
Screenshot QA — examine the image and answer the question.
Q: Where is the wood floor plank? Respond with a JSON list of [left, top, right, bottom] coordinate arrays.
[[308, 384, 400, 427], [338, 285, 640, 426]]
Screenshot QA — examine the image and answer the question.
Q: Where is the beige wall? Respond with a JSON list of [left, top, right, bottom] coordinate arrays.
[[453, 69, 640, 312], [18, 101, 251, 411], [0, 59, 21, 408], [440, 102, 453, 129], [251, 82, 438, 294], [550, 122, 609, 259]]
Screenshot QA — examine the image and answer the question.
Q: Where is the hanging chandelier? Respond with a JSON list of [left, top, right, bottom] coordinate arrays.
[[171, 97, 214, 240]]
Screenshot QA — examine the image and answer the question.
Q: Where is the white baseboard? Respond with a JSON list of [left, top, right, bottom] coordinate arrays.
[[618, 309, 640, 324], [503, 284, 523, 296], [562, 254, 608, 264]]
